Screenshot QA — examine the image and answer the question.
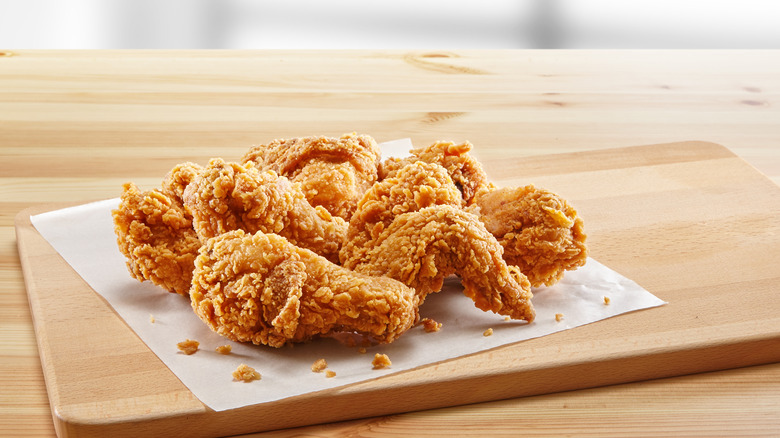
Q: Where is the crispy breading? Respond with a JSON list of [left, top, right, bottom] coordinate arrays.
[[190, 230, 419, 348]]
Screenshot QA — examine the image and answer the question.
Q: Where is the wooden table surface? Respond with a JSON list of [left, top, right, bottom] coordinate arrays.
[[1, 50, 779, 437]]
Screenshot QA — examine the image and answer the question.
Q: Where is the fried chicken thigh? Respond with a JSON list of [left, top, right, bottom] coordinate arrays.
[[182, 158, 347, 263], [342, 205, 535, 323], [379, 140, 492, 206], [468, 185, 588, 287], [112, 183, 201, 295], [242, 132, 381, 220], [190, 229, 419, 347]]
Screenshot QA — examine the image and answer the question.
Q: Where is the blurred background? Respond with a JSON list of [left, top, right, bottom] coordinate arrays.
[[1, 0, 779, 49]]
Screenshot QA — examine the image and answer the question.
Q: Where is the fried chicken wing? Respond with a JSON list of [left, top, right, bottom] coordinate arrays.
[[241, 132, 381, 220], [112, 183, 201, 295], [182, 158, 347, 263], [340, 161, 463, 267], [379, 140, 492, 206], [468, 185, 588, 287], [190, 229, 419, 347], [343, 205, 535, 322]]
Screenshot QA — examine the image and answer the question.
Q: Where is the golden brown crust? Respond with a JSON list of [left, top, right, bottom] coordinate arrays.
[[189, 230, 419, 348], [241, 132, 381, 220], [182, 158, 347, 263], [378, 140, 491, 205], [112, 182, 201, 295], [468, 185, 588, 287], [343, 205, 535, 322]]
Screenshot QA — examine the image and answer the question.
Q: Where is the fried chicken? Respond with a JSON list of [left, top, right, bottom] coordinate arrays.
[[241, 132, 381, 220], [161, 162, 203, 202], [467, 185, 588, 287], [378, 140, 492, 206], [182, 158, 347, 263], [343, 205, 535, 322], [112, 182, 201, 295], [340, 161, 463, 267], [190, 229, 419, 347]]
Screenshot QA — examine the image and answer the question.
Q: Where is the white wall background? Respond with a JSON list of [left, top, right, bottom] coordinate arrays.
[[1, 0, 779, 49]]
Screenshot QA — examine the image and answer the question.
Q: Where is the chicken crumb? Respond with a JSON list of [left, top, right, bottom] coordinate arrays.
[[504, 316, 511, 321], [483, 328, 494, 337], [358, 347, 367, 354], [149, 314, 155, 324], [177, 339, 199, 355], [311, 358, 328, 373], [421, 317, 442, 333], [216, 345, 232, 355], [372, 353, 391, 369], [325, 370, 336, 378], [555, 313, 564, 322], [603, 296, 611, 305], [232, 363, 261, 382]]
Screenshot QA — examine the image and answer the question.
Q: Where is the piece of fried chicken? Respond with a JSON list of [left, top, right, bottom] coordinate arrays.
[[379, 140, 492, 206], [241, 132, 381, 220], [342, 205, 535, 323], [340, 161, 463, 267], [182, 158, 347, 263], [467, 185, 588, 287], [112, 183, 201, 295], [190, 229, 419, 347]]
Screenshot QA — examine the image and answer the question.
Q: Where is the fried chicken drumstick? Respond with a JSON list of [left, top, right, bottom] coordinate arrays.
[[190, 229, 419, 347], [342, 205, 535, 323], [242, 132, 381, 220], [183, 158, 347, 263]]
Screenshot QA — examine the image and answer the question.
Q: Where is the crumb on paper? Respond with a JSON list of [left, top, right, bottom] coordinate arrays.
[[358, 347, 367, 354], [603, 296, 611, 305], [421, 317, 442, 333], [233, 363, 261, 382], [177, 339, 199, 355], [483, 328, 493, 337], [149, 314, 155, 324], [372, 353, 391, 369], [504, 316, 511, 321], [325, 370, 336, 378], [311, 358, 328, 373], [216, 345, 232, 355], [555, 313, 564, 322]]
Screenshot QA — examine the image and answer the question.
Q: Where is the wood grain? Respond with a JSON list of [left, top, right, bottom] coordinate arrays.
[[2, 51, 780, 437]]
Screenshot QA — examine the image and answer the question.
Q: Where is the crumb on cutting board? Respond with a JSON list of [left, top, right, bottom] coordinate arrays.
[[215, 344, 232, 355], [311, 358, 328, 373], [177, 339, 199, 355], [372, 353, 391, 369], [421, 317, 442, 333], [233, 363, 261, 382]]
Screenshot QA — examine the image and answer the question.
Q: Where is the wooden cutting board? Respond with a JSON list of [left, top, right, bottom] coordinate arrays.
[[16, 141, 780, 438]]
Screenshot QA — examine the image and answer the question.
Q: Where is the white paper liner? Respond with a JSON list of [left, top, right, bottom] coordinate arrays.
[[28, 141, 666, 412]]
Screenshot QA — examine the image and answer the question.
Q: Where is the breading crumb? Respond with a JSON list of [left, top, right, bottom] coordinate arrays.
[[555, 313, 564, 322], [216, 344, 232, 355], [603, 296, 611, 305], [149, 314, 155, 324], [483, 328, 494, 337], [504, 316, 511, 321], [233, 363, 261, 382], [372, 353, 391, 369], [177, 339, 199, 355], [421, 317, 442, 333], [358, 347, 367, 354], [311, 358, 328, 373], [325, 370, 336, 378]]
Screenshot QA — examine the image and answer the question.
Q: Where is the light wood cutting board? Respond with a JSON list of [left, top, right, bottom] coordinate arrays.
[[16, 141, 780, 438]]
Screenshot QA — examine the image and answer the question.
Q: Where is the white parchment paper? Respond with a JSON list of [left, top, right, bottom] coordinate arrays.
[[29, 141, 666, 412]]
